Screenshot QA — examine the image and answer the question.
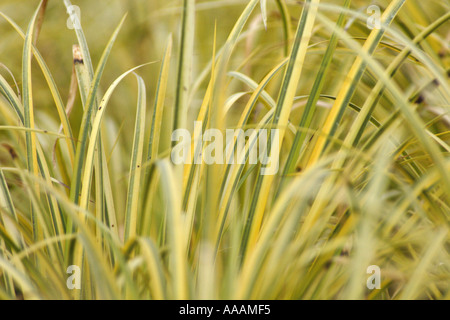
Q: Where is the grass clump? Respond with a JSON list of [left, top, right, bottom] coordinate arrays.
[[0, 0, 449, 299]]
